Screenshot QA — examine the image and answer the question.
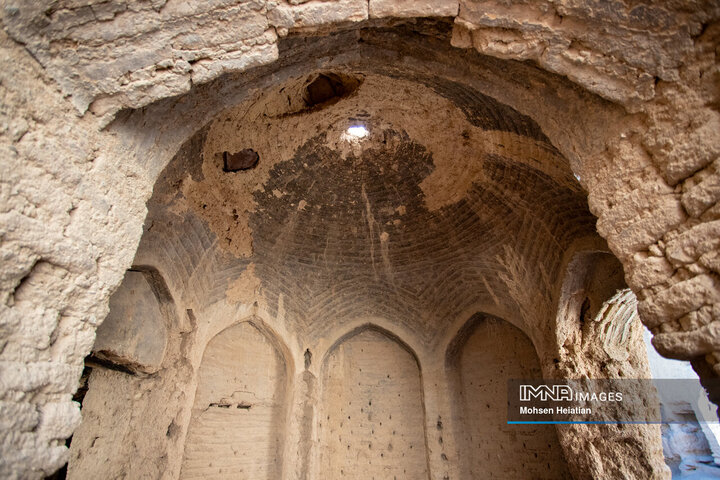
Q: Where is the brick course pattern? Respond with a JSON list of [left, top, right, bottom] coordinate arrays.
[[0, 2, 718, 479]]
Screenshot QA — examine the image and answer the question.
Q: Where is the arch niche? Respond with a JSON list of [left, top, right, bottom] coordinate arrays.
[[316, 325, 429, 480], [180, 321, 291, 480], [446, 313, 571, 479]]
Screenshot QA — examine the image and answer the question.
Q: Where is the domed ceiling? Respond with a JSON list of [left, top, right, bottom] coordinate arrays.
[[137, 70, 596, 348]]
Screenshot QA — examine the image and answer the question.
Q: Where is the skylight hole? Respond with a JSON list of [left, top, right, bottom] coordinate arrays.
[[347, 125, 369, 138], [341, 124, 370, 144]]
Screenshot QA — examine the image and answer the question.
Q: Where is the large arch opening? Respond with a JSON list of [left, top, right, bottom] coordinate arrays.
[[2, 2, 719, 478], [58, 17, 676, 480]]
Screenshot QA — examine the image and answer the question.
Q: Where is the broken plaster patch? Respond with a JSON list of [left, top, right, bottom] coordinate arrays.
[[182, 74, 573, 258]]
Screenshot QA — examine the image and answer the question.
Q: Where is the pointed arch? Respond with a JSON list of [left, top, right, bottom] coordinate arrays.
[[445, 313, 571, 479], [180, 319, 292, 480], [316, 323, 430, 479]]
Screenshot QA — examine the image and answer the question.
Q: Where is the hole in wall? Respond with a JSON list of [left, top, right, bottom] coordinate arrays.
[[304, 72, 361, 108], [346, 125, 369, 138], [73, 366, 93, 405], [306, 74, 344, 105], [222, 149, 259, 172], [86, 353, 138, 375], [580, 297, 591, 327], [166, 420, 180, 439], [304, 348, 312, 369]]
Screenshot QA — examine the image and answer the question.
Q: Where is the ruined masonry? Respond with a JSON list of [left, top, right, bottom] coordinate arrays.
[[0, 1, 719, 479]]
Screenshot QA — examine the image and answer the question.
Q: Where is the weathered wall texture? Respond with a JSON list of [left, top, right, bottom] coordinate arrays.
[[448, 315, 571, 479], [64, 55, 665, 478], [0, 31, 148, 480], [0, 1, 718, 479], [92, 270, 168, 372], [317, 329, 428, 479], [552, 252, 667, 478], [180, 322, 288, 480]]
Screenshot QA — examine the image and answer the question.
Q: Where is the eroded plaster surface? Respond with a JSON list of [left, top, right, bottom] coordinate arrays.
[[0, 2, 718, 478]]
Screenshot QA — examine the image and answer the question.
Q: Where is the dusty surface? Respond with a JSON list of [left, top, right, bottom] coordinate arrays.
[[67, 56, 660, 479], [448, 315, 571, 479], [92, 270, 168, 373], [180, 322, 288, 480], [317, 329, 428, 479], [0, 2, 718, 479], [553, 252, 667, 479]]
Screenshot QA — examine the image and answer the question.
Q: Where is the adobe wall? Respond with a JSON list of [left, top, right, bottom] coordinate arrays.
[[448, 315, 571, 479], [66, 53, 666, 478], [317, 329, 428, 479], [0, 1, 717, 478], [179, 322, 289, 479]]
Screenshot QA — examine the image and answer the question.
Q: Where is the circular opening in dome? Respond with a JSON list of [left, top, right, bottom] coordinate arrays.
[[346, 125, 369, 138]]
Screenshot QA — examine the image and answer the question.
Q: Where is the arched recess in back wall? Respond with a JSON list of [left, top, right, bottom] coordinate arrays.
[[316, 325, 430, 480], [179, 320, 291, 480], [446, 313, 571, 479]]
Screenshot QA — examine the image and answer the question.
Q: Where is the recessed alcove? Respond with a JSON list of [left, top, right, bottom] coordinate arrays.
[[317, 327, 428, 479], [180, 321, 289, 480], [446, 314, 571, 479]]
